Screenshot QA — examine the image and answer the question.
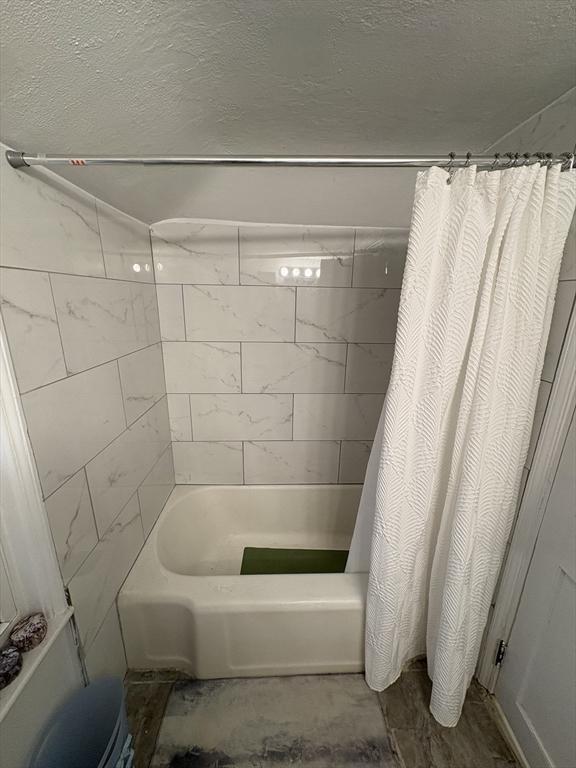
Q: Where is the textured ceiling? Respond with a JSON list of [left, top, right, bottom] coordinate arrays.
[[1, 0, 575, 223]]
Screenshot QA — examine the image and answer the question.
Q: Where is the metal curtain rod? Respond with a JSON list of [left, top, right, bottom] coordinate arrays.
[[5, 149, 575, 170]]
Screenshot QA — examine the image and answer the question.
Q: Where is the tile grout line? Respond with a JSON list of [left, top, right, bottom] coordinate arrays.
[[179, 284, 187, 340], [41, 395, 169, 503], [94, 200, 108, 279], [115, 359, 130, 429], [19, 339, 163, 397], [1, 262, 156, 286], [47, 271, 73, 377]]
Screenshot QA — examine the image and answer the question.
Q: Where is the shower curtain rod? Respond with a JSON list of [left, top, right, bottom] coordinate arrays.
[[5, 149, 575, 170]]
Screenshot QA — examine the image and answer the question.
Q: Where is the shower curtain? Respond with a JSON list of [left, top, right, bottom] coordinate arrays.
[[346, 163, 576, 726]]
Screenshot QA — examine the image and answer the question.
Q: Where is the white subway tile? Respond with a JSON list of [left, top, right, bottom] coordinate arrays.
[[138, 447, 175, 538], [118, 343, 166, 425], [296, 287, 400, 343], [151, 222, 239, 284], [68, 494, 144, 648], [51, 275, 160, 373], [239, 225, 354, 287], [184, 285, 295, 342], [86, 398, 170, 537], [0, 267, 67, 392], [0, 151, 104, 276], [44, 469, 98, 584], [167, 394, 192, 441], [293, 393, 384, 440], [96, 202, 153, 282], [352, 229, 408, 288], [345, 343, 394, 393], [190, 393, 292, 440], [542, 280, 575, 381], [339, 441, 372, 484], [172, 442, 243, 484], [244, 441, 339, 484], [242, 342, 346, 393], [163, 341, 240, 393], [156, 284, 185, 341], [22, 361, 126, 497]]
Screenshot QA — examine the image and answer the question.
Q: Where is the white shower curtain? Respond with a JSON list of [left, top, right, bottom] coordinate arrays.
[[346, 163, 576, 726]]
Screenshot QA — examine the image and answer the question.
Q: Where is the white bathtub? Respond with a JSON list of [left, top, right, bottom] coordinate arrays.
[[118, 484, 367, 678]]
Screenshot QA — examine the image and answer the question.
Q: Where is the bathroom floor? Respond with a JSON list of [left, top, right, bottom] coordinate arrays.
[[126, 666, 520, 768]]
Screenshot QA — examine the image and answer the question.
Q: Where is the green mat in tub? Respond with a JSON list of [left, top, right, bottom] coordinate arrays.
[[240, 547, 349, 575]]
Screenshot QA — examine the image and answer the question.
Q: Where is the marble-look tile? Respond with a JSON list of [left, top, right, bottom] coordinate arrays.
[[559, 212, 575, 281], [163, 341, 240, 393], [85, 603, 127, 682], [239, 225, 354, 287], [0, 267, 67, 392], [86, 398, 170, 537], [151, 222, 239, 285], [51, 275, 160, 374], [541, 279, 575, 381], [172, 442, 243, 484], [190, 394, 292, 441], [345, 343, 395, 393], [244, 440, 340, 484], [118, 343, 166, 425], [22, 361, 126, 497], [353, 228, 409, 288], [296, 287, 400, 343], [138, 447, 175, 538], [379, 672, 518, 768], [294, 393, 384, 440], [0, 149, 105, 276], [44, 469, 98, 584], [151, 675, 396, 768], [242, 342, 346, 393], [525, 380, 552, 469], [96, 202, 153, 283], [339, 440, 373, 484], [156, 284, 185, 341], [68, 493, 144, 648], [167, 394, 192, 441], [183, 285, 295, 342]]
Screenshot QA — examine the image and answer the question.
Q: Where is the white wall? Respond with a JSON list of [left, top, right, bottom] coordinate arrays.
[[1, 2, 573, 224]]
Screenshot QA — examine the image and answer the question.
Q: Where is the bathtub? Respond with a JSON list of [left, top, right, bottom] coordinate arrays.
[[118, 484, 367, 679]]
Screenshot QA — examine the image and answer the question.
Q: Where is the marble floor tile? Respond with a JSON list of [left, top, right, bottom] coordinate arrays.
[[378, 671, 519, 768], [151, 675, 397, 768]]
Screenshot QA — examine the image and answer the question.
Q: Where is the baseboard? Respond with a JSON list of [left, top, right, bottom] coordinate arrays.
[[490, 697, 531, 768]]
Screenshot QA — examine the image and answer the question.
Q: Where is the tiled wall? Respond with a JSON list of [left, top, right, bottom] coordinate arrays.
[[151, 221, 408, 485], [152, 215, 575, 489], [0, 150, 174, 679]]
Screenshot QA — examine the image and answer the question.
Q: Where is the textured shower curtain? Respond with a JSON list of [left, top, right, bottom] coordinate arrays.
[[346, 163, 576, 726]]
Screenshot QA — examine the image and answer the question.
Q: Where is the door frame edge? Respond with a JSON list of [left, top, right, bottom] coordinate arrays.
[[476, 302, 576, 690]]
